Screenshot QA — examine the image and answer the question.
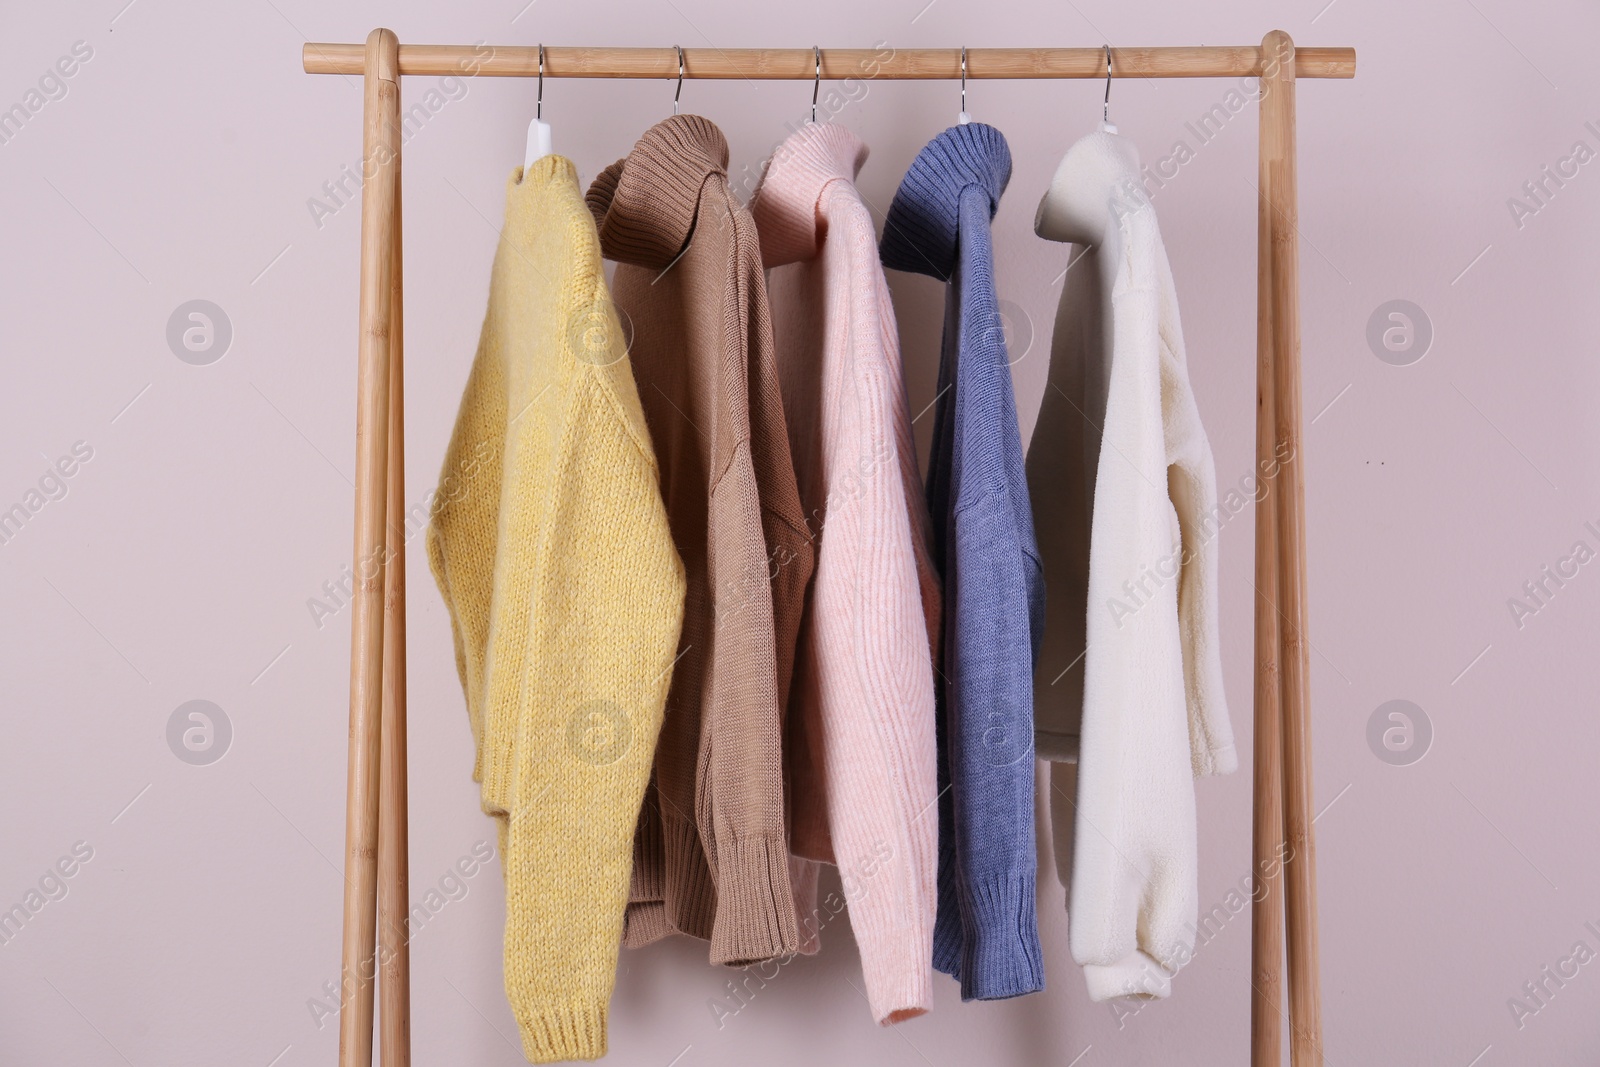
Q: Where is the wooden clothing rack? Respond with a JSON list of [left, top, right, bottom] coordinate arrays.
[[302, 31, 1356, 1067]]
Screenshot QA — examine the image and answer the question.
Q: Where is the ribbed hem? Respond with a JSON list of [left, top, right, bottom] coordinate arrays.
[[1083, 950, 1174, 1003], [790, 813, 834, 866], [622, 901, 674, 948], [790, 856, 822, 956], [958, 871, 1045, 1000], [516, 1001, 609, 1063], [709, 834, 799, 965], [1195, 740, 1238, 778], [1034, 728, 1080, 763], [630, 791, 665, 902], [662, 811, 716, 942], [931, 840, 964, 979]]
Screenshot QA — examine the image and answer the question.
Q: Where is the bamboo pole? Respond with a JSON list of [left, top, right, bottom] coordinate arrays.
[[1261, 29, 1324, 1067], [376, 118, 411, 1067], [303, 42, 1355, 79], [339, 26, 399, 1067], [1251, 41, 1286, 1064]]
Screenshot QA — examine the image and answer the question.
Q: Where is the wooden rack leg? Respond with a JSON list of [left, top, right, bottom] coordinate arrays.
[[339, 26, 401, 1067], [377, 108, 412, 1067], [1261, 29, 1325, 1066], [1250, 40, 1286, 1063]]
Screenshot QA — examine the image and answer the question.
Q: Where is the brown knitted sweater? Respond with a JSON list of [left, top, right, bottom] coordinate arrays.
[[586, 114, 814, 966]]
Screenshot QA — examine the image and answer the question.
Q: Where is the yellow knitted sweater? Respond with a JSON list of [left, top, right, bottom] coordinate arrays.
[[426, 156, 685, 1062]]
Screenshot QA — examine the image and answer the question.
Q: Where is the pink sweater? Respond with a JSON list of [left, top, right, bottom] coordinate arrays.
[[752, 122, 942, 1025]]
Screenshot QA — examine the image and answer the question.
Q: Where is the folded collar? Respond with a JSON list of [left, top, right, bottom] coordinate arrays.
[[750, 122, 869, 268], [586, 114, 731, 270], [878, 122, 1011, 281]]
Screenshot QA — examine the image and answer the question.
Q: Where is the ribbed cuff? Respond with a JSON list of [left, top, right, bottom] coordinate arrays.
[[958, 871, 1045, 1000], [1083, 949, 1174, 1002], [1195, 740, 1239, 778], [856, 913, 933, 1024], [516, 1001, 609, 1063], [478, 723, 516, 823], [662, 812, 715, 942], [709, 833, 799, 965]]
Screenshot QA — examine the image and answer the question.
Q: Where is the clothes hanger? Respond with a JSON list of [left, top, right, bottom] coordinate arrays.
[[957, 45, 971, 125], [1032, 44, 1142, 247], [811, 45, 821, 124], [1099, 44, 1117, 134], [673, 44, 684, 115], [523, 44, 553, 168]]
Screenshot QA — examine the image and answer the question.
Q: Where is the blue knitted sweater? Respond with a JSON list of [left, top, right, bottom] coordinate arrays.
[[879, 123, 1045, 1001]]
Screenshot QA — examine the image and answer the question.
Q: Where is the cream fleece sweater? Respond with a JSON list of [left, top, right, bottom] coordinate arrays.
[[426, 157, 685, 1060], [1026, 131, 1237, 1002], [751, 122, 941, 1025]]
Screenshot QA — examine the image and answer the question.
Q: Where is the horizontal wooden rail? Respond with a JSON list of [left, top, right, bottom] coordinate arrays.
[[303, 43, 1355, 80]]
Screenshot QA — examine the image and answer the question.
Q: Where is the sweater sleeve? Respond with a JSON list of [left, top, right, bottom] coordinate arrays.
[[702, 447, 801, 965], [698, 217, 804, 966], [502, 370, 685, 1062], [1068, 208, 1208, 1001], [1156, 248, 1237, 778], [424, 261, 510, 821], [943, 190, 1046, 1001], [801, 206, 939, 1023]]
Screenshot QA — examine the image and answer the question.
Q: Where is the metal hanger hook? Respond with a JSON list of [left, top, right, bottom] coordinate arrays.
[[960, 45, 967, 118], [537, 44, 545, 121], [674, 45, 684, 115], [812, 45, 821, 123], [1103, 44, 1112, 125]]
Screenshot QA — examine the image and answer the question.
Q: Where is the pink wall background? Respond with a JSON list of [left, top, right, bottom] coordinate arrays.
[[3, 0, 1597, 1063]]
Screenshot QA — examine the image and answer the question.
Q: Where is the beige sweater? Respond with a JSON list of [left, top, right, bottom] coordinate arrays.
[[587, 114, 814, 966]]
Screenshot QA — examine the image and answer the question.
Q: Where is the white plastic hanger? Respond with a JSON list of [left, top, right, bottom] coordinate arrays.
[[523, 44, 553, 169], [957, 45, 971, 125], [1032, 46, 1141, 247]]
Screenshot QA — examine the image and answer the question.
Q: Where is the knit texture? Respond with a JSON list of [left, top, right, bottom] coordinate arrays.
[[751, 122, 942, 1024], [1029, 131, 1236, 1001], [879, 123, 1045, 1001], [425, 156, 686, 1061], [587, 114, 814, 966]]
